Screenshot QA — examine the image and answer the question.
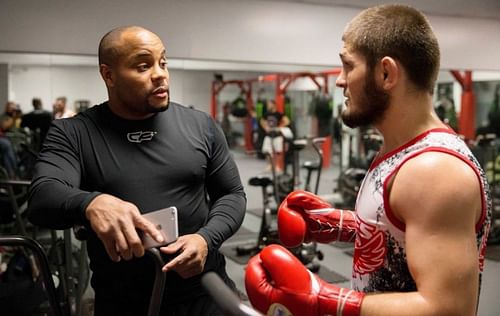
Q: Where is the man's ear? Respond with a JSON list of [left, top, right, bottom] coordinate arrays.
[[99, 64, 114, 87], [379, 56, 399, 90]]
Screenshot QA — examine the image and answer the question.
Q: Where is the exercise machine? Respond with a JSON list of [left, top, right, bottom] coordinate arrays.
[[235, 131, 325, 270], [336, 128, 382, 208], [0, 178, 90, 316], [0, 235, 167, 316], [202, 272, 262, 316], [0, 235, 63, 316], [302, 137, 326, 194]]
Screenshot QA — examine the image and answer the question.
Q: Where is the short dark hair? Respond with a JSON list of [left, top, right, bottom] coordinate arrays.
[[56, 96, 67, 104], [32, 98, 42, 109], [343, 4, 440, 94]]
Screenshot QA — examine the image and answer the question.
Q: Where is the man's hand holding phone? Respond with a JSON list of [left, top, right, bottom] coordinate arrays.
[[140, 207, 179, 249], [86, 194, 167, 262]]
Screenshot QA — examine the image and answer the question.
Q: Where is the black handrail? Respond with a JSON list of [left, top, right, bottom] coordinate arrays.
[[145, 247, 166, 316], [201, 271, 262, 316], [0, 235, 63, 316]]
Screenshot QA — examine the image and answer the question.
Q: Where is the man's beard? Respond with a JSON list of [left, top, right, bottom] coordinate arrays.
[[341, 70, 389, 128], [146, 94, 170, 113]]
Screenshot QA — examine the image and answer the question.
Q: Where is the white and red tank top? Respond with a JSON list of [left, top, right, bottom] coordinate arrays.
[[351, 128, 492, 292]]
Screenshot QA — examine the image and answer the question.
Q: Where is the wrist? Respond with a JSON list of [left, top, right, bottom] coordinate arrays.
[[318, 281, 365, 316], [195, 230, 212, 252], [81, 191, 103, 222], [307, 208, 357, 243], [195, 233, 208, 249]]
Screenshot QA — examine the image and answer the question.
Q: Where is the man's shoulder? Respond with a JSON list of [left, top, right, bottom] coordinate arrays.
[[76, 102, 105, 117], [28, 110, 52, 118], [168, 102, 211, 121], [169, 102, 204, 113], [21, 112, 34, 119], [53, 103, 103, 126], [394, 150, 479, 202]]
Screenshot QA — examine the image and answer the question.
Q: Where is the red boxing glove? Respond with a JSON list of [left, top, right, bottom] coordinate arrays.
[[245, 244, 364, 316], [278, 190, 357, 248]]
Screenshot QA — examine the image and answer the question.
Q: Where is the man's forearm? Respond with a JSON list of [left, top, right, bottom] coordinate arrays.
[[197, 192, 246, 251], [28, 179, 99, 229]]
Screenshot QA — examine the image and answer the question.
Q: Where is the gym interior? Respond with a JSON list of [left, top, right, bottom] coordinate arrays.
[[1, 0, 499, 315]]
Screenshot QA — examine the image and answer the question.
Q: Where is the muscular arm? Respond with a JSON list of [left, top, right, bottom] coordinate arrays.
[[196, 119, 246, 251], [28, 119, 163, 261], [27, 121, 98, 228], [161, 119, 246, 277], [360, 152, 481, 315]]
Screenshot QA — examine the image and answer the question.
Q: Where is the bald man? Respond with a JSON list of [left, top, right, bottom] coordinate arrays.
[[28, 26, 246, 316]]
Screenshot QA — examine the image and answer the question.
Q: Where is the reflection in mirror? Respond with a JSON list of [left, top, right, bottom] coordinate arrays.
[[0, 52, 333, 116], [436, 69, 500, 136], [2, 52, 500, 144]]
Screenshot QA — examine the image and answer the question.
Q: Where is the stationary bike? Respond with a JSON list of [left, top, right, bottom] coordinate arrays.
[[336, 128, 382, 208], [236, 130, 324, 270]]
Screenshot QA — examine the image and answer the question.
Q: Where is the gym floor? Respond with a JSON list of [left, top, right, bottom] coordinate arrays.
[[226, 147, 500, 316]]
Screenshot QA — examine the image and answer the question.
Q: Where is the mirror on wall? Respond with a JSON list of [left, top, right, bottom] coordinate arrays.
[[435, 69, 500, 133], [2, 52, 500, 176], [2, 52, 500, 138], [0, 52, 334, 116]]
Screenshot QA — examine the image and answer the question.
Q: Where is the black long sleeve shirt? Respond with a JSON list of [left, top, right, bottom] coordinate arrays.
[[28, 101, 246, 303]]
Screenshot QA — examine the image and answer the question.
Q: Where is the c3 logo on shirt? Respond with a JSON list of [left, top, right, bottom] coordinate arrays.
[[127, 131, 157, 143]]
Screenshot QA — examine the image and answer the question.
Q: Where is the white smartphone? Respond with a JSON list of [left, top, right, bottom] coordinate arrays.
[[140, 206, 179, 249]]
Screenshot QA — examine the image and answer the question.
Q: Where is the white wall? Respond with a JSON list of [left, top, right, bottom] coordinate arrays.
[[167, 69, 213, 111], [1, 0, 500, 70], [7, 64, 272, 116], [9, 65, 106, 113]]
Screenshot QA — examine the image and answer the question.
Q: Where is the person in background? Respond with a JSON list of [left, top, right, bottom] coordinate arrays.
[[245, 4, 491, 316], [52, 96, 76, 119], [260, 99, 290, 172], [3, 101, 23, 129], [0, 101, 19, 178], [333, 104, 344, 144], [21, 98, 53, 150], [27, 25, 246, 316]]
